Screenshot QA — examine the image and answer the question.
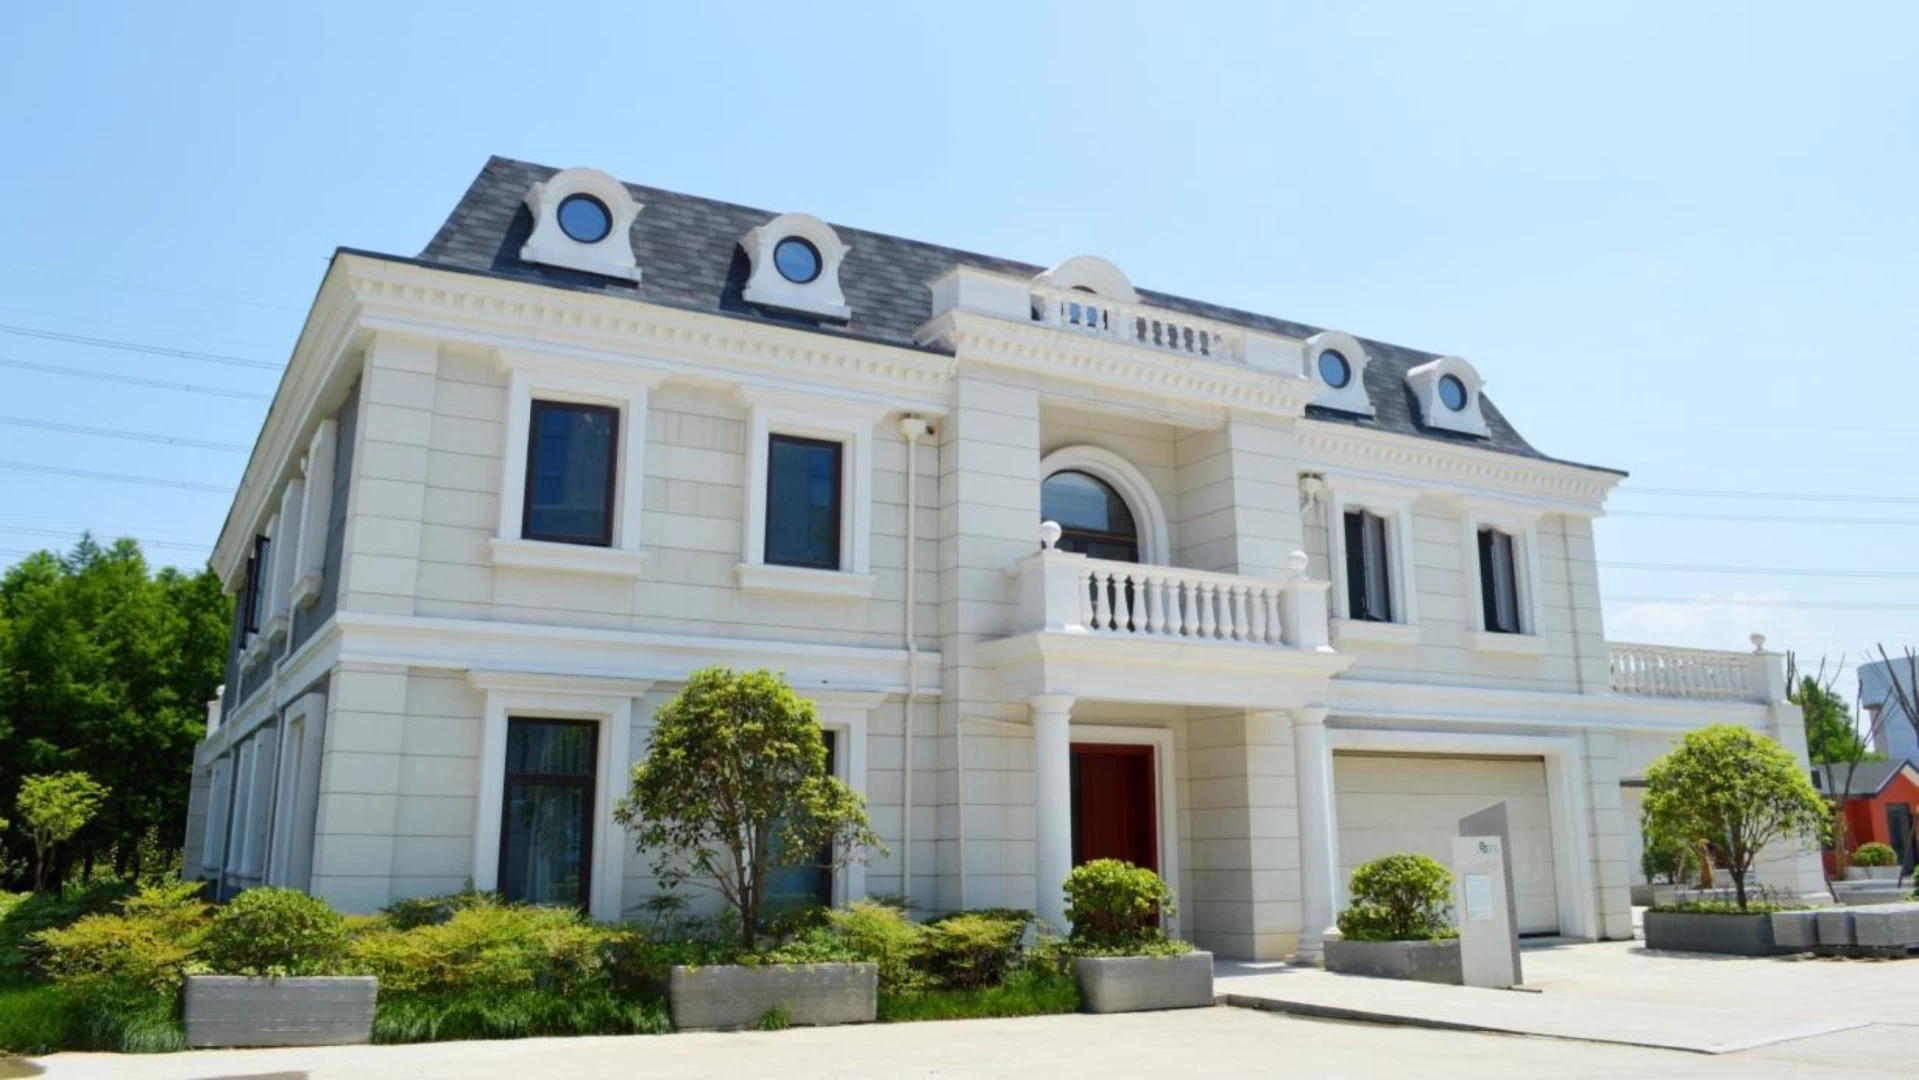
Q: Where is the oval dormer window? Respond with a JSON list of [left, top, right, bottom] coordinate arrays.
[[557, 194, 612, 244], [774, 237, 823, 284], [1319, 349, 1352, 389], [1438, 373, 1469, 412]]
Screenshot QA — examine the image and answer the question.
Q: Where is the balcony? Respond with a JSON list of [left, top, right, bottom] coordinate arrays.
[[1607, 642, 1773, 703], [1029, 282, 1246, 364], [977, 524, 1351, 709]]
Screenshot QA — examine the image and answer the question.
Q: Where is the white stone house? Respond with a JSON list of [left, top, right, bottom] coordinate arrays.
[[182, 156, 1823, 961]]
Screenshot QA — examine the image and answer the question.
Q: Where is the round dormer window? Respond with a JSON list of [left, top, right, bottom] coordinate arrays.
[[1438, 373, 1469, 411], [774, 237, 823, 284], [1318, 349, 1352, 389], [557, 194, 612, 244]]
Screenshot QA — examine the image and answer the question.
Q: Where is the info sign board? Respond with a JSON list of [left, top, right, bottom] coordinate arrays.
[[1451, 833, 1519, 989]]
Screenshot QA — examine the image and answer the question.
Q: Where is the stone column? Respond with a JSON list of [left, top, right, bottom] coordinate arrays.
[[1031, 694, 1075, 934], [1291, 707, 1339, 963]]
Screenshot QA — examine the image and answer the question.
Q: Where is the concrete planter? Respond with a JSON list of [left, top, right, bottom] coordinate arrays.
[[668, 963, 876, 1031], [1072, 952, 1214, 1014], [1322, 938, 1462, 984], [183, 975, 377, 1048], [1642, 910, 1795, 956], [1846, 866, 1901, 882], [1629, 883, 1682, 907]]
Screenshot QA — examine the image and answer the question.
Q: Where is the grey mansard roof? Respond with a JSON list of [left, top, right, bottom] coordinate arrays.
[[407, 155, 1617, 473]]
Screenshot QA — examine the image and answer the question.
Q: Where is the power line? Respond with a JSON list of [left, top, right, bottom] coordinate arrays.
[[0, 524, 211, 552], [0, 460, 232, 494], [0, 323, 281, 372], [0, 416, 250, 452], [1606, 510, 1919, 526], [0, 356, 273, 402], [1602, 561, 1919, 580], [1621, 486, 1919, 506], [1607, 595, 1919, 612]]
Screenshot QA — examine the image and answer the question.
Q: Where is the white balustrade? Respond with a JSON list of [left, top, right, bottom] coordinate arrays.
[[1607, 642, 1768, 702], [1030, 284, 1244, 363], [1011, 525, 1331, 651]]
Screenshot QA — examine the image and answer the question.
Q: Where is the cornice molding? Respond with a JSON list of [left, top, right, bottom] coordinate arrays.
[[1297, 421, 1622, 511], [919, 310, 1320, 419]]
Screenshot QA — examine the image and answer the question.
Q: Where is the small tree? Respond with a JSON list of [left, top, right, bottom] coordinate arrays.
[[1788, 651, 1888, 887], [1643, 725, 1828, 911], [615, 667, 881, 949], [17, 771, 109, 892]]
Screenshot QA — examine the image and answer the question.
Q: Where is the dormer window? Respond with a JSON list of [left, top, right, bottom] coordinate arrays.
[[1303, 331, 1373, 415], [557, 194, 613, 244], [1406, 356, 1489, 437], [741, 213, 850, 319], [520, 167, 643, 282]]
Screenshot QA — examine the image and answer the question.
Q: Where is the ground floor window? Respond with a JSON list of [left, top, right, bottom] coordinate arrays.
[[499, 717, 597, 909], [764, 729, 838, 910]]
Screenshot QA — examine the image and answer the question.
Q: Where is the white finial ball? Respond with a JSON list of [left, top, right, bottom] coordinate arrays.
[[1040, 520, 1062, 550], [1750, 632, 1767, 652], [1287, 550, 1310, 575]]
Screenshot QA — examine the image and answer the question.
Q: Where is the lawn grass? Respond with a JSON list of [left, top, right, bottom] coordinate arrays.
[[877, 968, 1079, 1023], [373, 989, 672, 1044], [0, 984, 65, 1056]]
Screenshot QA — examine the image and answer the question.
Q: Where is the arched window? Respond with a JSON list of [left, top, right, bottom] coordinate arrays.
[[1042, 470, 1140, 562]]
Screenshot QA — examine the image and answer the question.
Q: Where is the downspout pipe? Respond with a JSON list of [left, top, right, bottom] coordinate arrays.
[[898, 416, 929, 906]]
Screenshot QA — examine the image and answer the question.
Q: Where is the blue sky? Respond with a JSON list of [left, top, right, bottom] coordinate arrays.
[[1, 2, 1913, 689]]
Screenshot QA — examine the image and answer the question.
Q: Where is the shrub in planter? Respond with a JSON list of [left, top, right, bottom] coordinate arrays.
[[1335, 854, 1454, 942], [1852, 843, 1898, 868], [1061, 861, 1209, 1014], [821, 901, 926, 993], [202, 886, 348, 976]]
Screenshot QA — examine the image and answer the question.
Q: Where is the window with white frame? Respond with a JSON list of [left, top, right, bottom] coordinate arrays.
[[488, 361, 662, 577], [735, 388, 885, 599], [1324, 480, 1422, 643], [1459, 501, 1545, 650], [519, 167, 644, 282]]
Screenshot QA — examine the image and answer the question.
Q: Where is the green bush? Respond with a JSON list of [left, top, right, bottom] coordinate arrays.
[[1852, 842, 1898, 868], [34, 880, 209, 1009], [347, 899, 615, 997], [202, 886, 348, 976], [919, 911, 1024, 990], [0, 983, 66, 1054], [1649, 900, 1805, 916], [380, 888, 500, 931], [1062, 860, 1180, 955], [821, 901, 925, 992], [0, 880, 137, 983], [877, 965, 1078, 1023], [1336, 854, 1454, 942]]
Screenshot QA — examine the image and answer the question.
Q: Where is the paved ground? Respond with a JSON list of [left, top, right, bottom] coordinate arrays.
[[20, 939, 1919, 1078]]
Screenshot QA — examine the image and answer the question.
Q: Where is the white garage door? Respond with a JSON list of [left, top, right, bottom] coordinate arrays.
[[1334, 753, 1561, 936]]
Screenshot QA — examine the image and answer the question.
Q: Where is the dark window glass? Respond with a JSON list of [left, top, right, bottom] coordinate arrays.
[[523, 401, 618, 546], [499, 718, 597, 909], [1041, 470, 1139, 562], [1343, 510, 1393, 622], [773, 237, 823, 284], [1318, 349, 1351, 389], [765, 434, 843, 569], [1478, 528, 1522, 633], [557, 194, 612, 244], [243, 536, 271, 634], [765, 730, 837, 911], [1438, 373, 1469, 412]]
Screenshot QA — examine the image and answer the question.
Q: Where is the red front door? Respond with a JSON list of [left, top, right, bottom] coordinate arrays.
[[1071, 744, 1158, 872]]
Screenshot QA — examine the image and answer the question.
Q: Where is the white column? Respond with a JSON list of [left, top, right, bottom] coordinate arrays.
[[1291, 707, 1340, 963], [1031, 694, 1075, 935]]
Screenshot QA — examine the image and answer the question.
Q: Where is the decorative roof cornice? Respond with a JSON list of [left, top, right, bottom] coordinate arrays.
[[919, 309, 1320, 418], [1297, 420, 1623, 512]]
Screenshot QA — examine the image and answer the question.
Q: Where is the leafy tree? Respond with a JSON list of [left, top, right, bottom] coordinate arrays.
[[0, 536, 228, 887], [1788, 651, 1891, 884], [614, 667, 882, 949], [18, 771, 110, 891], [1643, 725, 1829, 910]]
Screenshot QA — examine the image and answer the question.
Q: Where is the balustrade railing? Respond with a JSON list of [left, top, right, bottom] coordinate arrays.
[[1030, 284, 1244, 363], [1608, 642, 1767, 702]]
